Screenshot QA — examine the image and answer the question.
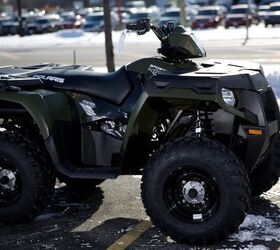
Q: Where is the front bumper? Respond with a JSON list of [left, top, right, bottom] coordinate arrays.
[[225, 19, 247, 27], [192, 20, 218, 29], [266, 17, 280, 25]]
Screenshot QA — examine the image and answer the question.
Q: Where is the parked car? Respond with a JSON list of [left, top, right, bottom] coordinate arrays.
[[238, 0, 256, 4], [0, 17, 12, 36], [0, 16, 19, 36], [83, 12, 118, 32], [83, 12, 104, 32], [60, 12, 84, 29], [127, 10, 150, 23], [225, 4, 258, 28], [159, 7, 198, 27], [159, 8, 181, 26], [23, 13, 43, 35], [28, 15, 61, 34], [186, 0, 210, 6], [258, 5, 270, 22], [259, 0, 280, 5], [192, 6, 226, 29], [125, 1, 146, 9], [265, 2, 280, 26], [216, 0, 233, 10]]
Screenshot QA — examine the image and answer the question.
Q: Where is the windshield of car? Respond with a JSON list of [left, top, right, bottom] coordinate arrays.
[[198, 9, 218, 15], [230, 8, 247, 13], [130, 13, 148, 19], [259, 5, 270, 10], [63, 16, 76, 22], [86, 15, 103, 21], [260, 0, 280, 4], [270, 5, 280, 11], [162, 11, 180, 17], [0, 18, 13, 24], [125, 2, 145, 8], [36, 19, 50, 24]]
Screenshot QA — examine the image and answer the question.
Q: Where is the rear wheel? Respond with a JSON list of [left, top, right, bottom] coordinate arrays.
[[142, 137, 250, 244], [250, 138, 280, 197], [0, 132, 55, 223]]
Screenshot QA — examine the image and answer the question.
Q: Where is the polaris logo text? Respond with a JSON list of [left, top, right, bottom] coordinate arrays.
[[33, 75, 65, 84]]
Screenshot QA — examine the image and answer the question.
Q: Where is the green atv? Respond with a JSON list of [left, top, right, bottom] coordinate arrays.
[[0, 19, 279, 244]]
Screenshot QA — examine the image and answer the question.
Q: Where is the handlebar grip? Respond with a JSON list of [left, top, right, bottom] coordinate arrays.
[[126, 19, 150, 33], [126, 23, 139, 31]]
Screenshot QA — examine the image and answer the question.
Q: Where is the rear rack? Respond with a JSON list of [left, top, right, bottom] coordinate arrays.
[[0, 63, 94, 92], [0, 76, 43, 92]]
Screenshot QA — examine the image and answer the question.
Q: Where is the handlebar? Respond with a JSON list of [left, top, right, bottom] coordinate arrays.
[[126, 18, 151, 35], [126, 19, 176, 41]]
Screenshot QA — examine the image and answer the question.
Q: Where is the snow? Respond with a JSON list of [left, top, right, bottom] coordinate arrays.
[[239, 245, 269, 250], [0, 24, 280, 49], [56, 29, 85, 38], [230, 214, 280, 242], [263, 64, 280, 99], [35, 213, 61, 221]]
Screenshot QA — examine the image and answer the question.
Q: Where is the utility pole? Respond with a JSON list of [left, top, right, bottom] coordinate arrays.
[[243, 0, 252, 45], [178, 0, 187, 27], [16, 0, 24, 36], [103, 0, 115, 72]]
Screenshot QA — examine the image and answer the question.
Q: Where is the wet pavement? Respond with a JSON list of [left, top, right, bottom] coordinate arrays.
[[0, 176, 280, 250]]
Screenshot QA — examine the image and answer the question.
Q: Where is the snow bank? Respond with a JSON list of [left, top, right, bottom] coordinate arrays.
[[194, 25, 280, 43], [0, 24, 280, 49], [56, 29, 85, 38]]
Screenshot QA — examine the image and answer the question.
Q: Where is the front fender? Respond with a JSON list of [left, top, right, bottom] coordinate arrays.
[[123, 87, 246, 152]]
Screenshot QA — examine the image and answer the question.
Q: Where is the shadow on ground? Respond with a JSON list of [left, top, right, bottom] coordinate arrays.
[[1, 184, 280, 249]]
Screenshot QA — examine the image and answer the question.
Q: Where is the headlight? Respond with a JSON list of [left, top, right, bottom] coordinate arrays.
[[221, 88, 236, 106]]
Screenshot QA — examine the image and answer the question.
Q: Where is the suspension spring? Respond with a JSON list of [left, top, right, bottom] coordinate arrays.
[[194, 110, 214, 138]]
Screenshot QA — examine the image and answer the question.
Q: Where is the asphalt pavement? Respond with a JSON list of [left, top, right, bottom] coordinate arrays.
[[0, 177, 280, 249], [0, 39, 280, 67]]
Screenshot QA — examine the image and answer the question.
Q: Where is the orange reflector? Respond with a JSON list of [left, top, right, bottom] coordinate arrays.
[[248, 129, 263, 136]]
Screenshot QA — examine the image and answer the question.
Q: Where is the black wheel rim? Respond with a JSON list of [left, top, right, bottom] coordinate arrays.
[[163, 166, 220, 223], [0, 155, 21, 207]]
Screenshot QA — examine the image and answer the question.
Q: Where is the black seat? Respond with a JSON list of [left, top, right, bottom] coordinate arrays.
[[33, 66, 132, 105]]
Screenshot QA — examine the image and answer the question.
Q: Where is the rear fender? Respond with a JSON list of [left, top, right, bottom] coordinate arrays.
[[0, 90, 75, 139]]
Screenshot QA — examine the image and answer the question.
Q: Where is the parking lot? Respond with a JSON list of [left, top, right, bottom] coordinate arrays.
[[0, 176, 280, 249], [1, 4, 280, 248]]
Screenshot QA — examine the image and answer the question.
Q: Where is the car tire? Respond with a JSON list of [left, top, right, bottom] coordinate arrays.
[[250, 138, 280, 198], [141, 137, 250, 244], [0, 132, 55, 223]]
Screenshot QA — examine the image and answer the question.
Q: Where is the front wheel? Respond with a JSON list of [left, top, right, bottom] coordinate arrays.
[[142, 137, 250, 244], [250, 138, 280, 197]]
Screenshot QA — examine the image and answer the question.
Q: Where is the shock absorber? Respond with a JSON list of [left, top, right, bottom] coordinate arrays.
[[194, 110, 214, 138], [195, 110, 202, 138]]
